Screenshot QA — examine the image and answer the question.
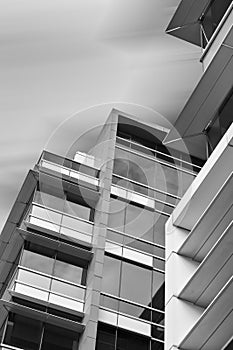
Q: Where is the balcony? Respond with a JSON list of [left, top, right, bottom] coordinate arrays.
[[24, 203, 94, 246], [10, 266, 85, 316], [37, 151, 100, 198]]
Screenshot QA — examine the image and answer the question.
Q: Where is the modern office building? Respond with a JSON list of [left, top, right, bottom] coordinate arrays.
[[0, 1, 233, 350], [0, 108, 202, 350], [164, 0, 233, 349]]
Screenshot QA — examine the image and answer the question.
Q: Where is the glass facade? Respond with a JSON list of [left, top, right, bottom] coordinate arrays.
[[0, 115, 200, 350], [3, 313, 79, 350], [201, 0, 232, 47], [96, 323, 164, 350], [206, 88, 233, 155]]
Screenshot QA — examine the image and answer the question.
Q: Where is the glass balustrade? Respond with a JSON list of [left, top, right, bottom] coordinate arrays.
[[38, 151, 99, 187], [12, 267, 85, 313], [26, 204, 94, 244]]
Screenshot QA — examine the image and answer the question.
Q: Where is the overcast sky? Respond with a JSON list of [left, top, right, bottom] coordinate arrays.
[[0, 0, 203, 231]]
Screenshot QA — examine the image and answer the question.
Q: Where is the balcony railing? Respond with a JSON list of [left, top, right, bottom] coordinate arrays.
[[11, 266, 86, 314], [25, 203, 94, 245], [116, 136, 202, 174], [38, 150, 99, 188], [0, 345, 23, 350]]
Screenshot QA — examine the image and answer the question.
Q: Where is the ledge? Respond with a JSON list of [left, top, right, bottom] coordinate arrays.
[[180, 275, 233, 349], [179, 220, 233, 308]]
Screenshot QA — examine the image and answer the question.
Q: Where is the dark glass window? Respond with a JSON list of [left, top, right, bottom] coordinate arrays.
[[201, 0, 232, 46], [152, 270, 165, 311], [41, 323, 79, 350], [3, 314, 79, 350], [96, 323, 151, 350], [206, 88, 233, 154], [116, 329, 149, 350], [96, 323, 116, 350], [4, 314, 42, 350]]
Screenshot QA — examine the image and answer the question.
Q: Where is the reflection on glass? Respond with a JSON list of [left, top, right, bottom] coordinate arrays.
[[119, 300, 151, 322], [108, 197, 126, 232], [120, 262, 152, 306], [151, 324, 164, 341], [201, 0, 232, 46], [152, 271, 165, 311], [53, 259, 83, 285], [124, 204, 154, 241], [31, 205, 62, 225], [102, 256, 121, 296], [4, 313, 42, 350], [17, 269, 50, 290], [108, 198, 167, 248], [100, 294, 119, 312], [21, 250, 54, 275], [51, 279, 85, 300]]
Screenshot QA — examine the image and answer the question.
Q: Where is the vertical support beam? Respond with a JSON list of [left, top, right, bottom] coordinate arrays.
[[78, 111, 119, 350]]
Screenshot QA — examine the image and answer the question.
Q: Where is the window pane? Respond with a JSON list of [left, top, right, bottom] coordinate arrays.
[[18, 269, 50, 293], [153, 212, 167, 247], [96, 323, 116, 350], [124, 204, 154, 242], [120, 261, 152, 306], [152, 270, 165, 311], [102, 256, 121, 296], [21, 250, 54, 275], [34, 191, 65, 212], [54, 259, 83, 285], [151, 340, 164, 350], [119, 300, 151, 321], [41, 324, 79, 350], [108, 198, 126, 232], [155, 163, 179, 197], [117, 328, 149, 350], [4, 314, 42, 350], [64, 200, 91, 220], [51, 279, 85, 300]]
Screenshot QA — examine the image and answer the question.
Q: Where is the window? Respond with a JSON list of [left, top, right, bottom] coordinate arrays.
[[3, 314, 79, 350], [96, 323, 160, 350], [120, 261, 152, 306], [108, 198, 167, 248], [4, 313, 42, 350], [20, 243, 87, 286], [102, 255, 165, 313]]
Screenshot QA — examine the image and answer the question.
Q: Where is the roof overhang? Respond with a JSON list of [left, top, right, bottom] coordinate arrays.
[[166, 0, 210, 46], [163, 26, 233, 159]]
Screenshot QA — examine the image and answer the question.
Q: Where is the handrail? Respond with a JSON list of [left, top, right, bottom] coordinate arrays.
[[107, 227, 165, 251], [105, 238, 165, 265], [116, 136, 202, 170], [116, 144, 198, 177], [31, 202, 94, 226], [111, 183, 177, 209], [111, 185, 171, 216], [17, 265, 86, 290], [40, 159, 99, 183], [112, 173, 181, 200], [101, 291, 165, 315], [39, 150, 100, 171]]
